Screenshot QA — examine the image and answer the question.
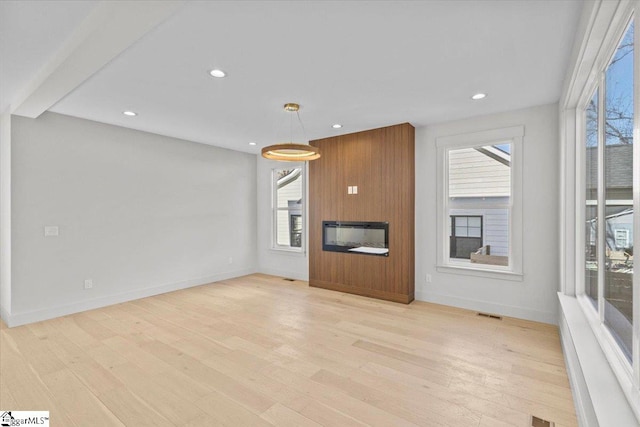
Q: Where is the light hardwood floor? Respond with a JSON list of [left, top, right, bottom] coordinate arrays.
[[0, 274, 577, 426]]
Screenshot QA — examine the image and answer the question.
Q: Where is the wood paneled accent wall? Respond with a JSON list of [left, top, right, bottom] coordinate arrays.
[[309, 123, 415, 303]]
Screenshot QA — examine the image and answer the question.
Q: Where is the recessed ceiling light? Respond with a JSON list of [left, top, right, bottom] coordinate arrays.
[[249, 142, 257, 146], [123, 111, 137, 116], [209, 69, 226, 78], [471, 93, 487, 100], [332, 124, 343, 129]]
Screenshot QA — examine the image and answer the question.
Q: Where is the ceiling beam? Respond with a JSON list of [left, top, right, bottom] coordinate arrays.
[[12, 0, 184, 118]]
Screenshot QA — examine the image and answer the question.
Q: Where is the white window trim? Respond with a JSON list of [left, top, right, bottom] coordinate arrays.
[[436, 125, 524, 280], [569, 0, 640, 419], [271, 163, 306, 254], [577, 8, 639, 383]]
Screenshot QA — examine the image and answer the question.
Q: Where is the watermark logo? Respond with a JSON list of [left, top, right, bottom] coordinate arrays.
[[0, 411, 49, 426]]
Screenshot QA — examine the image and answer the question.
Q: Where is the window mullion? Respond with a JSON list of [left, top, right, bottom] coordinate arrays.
[[272, 169, 278, 248], [597, 71, 606, 323], [633, 7, 640, 386]]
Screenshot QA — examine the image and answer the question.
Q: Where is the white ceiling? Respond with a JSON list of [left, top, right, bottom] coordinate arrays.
[[0, 0, 97, 113], [1, 1, 583, 154]]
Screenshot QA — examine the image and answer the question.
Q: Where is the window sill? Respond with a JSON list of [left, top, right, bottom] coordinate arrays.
[[269, 247, 306, 256], [436, 264, 523, 281], [558, 293, 640, 425]]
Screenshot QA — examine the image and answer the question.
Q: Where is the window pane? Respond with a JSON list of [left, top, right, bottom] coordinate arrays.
[[605, 23, 634, 147], [603, 20, 633, 359], [449, 144, 511, 200], [468, 217, 481, 227], [456, 217, 468, 226], [450, 236, 482, 259], [276, 169, 302, 208], [290, 215, 302, 247], [585, 89, 599, 307], [276, 210, 291, 246], [275, 168, 303, 248], [449, 210, 508, 266], [468, 227, 482, 238], [455, 226, 468, 237]]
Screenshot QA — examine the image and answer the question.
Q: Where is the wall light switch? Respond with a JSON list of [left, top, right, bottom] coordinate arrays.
[[84, 279, 93, 289], [352, 186, 358, 194], [44, 226, 59, 237], [348, 186, 353, 194]]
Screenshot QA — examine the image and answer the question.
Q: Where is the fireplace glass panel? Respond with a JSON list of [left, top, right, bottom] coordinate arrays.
[[323, 221, 389, 256]]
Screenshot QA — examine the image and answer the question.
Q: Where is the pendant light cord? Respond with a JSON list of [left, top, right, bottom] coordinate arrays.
[[296, 110, 309, 142], [290, 111, 293, 143]]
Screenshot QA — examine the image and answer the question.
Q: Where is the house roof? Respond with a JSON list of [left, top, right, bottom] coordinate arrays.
[[585, 144, 633, 190]]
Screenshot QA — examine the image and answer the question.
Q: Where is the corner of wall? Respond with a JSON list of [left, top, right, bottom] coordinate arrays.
[[10, 112, 258, 324], [0, 110, 12, 323]]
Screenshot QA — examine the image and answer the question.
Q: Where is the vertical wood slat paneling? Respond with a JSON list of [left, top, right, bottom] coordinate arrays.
[[309, 123, 415, 303]]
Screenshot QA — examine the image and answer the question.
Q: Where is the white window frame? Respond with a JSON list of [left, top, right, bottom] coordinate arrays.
[[436, 126, 524, 280], [572, 2, 639, 416], [271, 163, 306, 253]]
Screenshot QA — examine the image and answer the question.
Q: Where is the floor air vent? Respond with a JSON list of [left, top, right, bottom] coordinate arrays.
[[283, 278, 295, 282], [477, 312, 502, 320], [530, 415, 554, 427]]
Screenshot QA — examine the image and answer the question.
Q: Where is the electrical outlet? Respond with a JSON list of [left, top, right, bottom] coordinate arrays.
[[426, 274, 432, 283], [84, 279, 93, 289]]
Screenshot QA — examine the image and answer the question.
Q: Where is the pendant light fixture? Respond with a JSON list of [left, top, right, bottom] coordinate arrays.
[[261, 103, 321, 161]]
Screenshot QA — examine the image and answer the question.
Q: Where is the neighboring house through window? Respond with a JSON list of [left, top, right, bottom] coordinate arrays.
[[289, 214, 302, 248], [273, 167, 304, 251], [450, 215, 482, 259], [615, 228, 631, 249]]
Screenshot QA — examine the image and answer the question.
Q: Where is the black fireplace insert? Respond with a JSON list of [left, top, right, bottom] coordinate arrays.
[[322, 221, 389, 256]]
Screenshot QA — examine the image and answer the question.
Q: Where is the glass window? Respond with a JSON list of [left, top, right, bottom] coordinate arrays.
[[437, 126, 522, 277], [603, 20, 634, 360], [585, 88, 599, 307], [290, 215, 302, 248], [581, 18, 635, 362], [450, 215, 483, 259], [447, 144, 512, 268], [273, 167, 304, 250], [572, 8, 639, 414]]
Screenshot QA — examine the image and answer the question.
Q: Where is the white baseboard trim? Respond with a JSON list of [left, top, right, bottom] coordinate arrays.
[[258, 267, 309, 282], [5, 268, 256, 328], [415, 290, 557, 324], [0, 304, 10, 326]]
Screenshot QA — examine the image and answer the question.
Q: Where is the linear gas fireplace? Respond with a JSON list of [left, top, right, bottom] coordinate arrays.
[[323, 221, 389, 256]]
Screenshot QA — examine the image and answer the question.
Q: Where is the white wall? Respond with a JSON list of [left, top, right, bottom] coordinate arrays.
[[9, 112, 257, 326], [256, 157, 308, 281], [0, 110, 11, 322], [415, 103, 560, 324]]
